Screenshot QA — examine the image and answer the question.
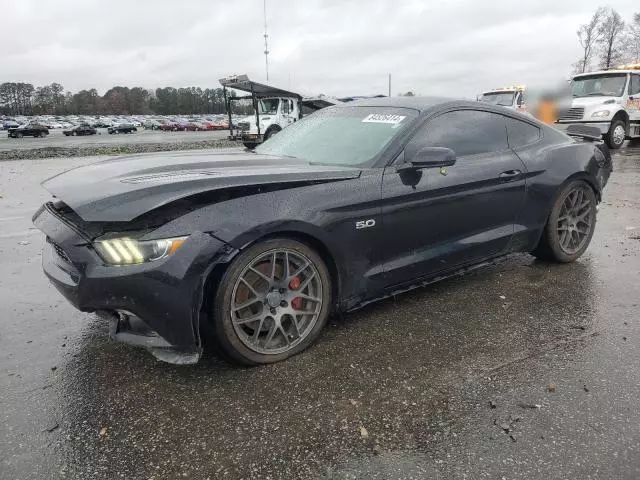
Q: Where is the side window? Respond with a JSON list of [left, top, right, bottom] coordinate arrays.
[[507, 117, 540, 148], [414, 110, 508, 157], [630, 75, 640, 96], [282, 100, 291, 114]]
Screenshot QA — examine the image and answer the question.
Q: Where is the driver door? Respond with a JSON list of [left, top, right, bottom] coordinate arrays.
[[281, 99, 296, 126], [379, 109, 527, 288]]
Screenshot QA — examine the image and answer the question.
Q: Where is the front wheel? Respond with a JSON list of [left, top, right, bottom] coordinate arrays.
[[605, 119, 626, 149], [532, 180, 597, 263], [212, 238, 332, 365], [263, 126, 281, 141]]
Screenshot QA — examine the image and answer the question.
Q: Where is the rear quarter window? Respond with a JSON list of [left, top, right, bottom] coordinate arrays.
[[507, 117, 540, 148]]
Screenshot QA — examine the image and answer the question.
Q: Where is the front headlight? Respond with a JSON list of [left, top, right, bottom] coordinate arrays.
[[591, 110, 610, 118], [94, 236, 188, 265]]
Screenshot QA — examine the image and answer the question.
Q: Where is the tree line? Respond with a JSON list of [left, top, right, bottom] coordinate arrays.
[[0, 83, 253, 117], [574, 7, 640, 73]]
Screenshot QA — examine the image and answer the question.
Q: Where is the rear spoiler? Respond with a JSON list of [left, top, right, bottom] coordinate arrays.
[[565, 124, 602, 142]]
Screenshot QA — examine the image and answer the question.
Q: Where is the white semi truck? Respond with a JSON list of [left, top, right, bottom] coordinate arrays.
[[557, 64, 640, 149]]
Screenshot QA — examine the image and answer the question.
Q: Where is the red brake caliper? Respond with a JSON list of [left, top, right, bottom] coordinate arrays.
[[288, 276, 303, 310]]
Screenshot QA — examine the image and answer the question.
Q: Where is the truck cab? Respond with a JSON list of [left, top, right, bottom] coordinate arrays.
[[220, 74, 304, 149], [478, 85, 527, 111], [557, 65, 640, 149], [236, 96, 300, 146]]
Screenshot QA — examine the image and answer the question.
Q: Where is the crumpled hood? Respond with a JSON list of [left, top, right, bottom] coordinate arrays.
[[42, 148, 361, 222]]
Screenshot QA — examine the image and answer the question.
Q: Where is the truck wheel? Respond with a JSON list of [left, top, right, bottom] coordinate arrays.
[[243, 142, 258, 150], [605, 119, 626, 149], [264, 126, 281, 141]]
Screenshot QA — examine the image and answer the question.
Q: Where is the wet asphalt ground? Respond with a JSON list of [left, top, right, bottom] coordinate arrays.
[[0, 128, 228, 151], [1, 144, 640, 479]]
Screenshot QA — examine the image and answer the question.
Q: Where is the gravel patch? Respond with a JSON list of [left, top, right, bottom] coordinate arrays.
[[0, 138, 237, 161]]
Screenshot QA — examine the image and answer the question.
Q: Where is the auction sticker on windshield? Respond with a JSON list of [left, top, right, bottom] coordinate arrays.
[[362, 114, 406, 124]]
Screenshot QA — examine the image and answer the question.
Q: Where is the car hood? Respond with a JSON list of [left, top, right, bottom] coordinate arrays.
[[42, 149, 361, 222]]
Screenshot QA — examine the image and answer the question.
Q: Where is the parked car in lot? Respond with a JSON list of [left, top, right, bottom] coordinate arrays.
[[143, 119, 165, 130], [2, 120, 20, 130], [33, 97, 612, 366], [93, 119, 112, 128], [107, 123, 137, 134], [63, 124, 98, 136], [158, 122, 178, 131], [8, 123, 49, 138]]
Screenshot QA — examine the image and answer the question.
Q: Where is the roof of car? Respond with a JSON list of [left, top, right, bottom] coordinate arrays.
[[331, 97, 502, 113], [331, 96, 473, 112]]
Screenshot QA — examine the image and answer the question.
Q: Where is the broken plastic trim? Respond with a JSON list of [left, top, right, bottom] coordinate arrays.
[[98, 310, 201, 365]]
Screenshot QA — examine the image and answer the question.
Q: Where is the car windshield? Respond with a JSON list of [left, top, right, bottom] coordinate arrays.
[[258, 98, 280, 114], [479, 92, 515, 106], [571, 73, 627, 97], [255, 106, 418, 166]]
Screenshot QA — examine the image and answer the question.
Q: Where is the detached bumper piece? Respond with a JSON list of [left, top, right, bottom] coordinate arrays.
[[99, 310, 200, 365]]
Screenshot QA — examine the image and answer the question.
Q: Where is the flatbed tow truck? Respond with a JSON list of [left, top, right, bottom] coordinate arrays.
[[220, 74, 339, 148]]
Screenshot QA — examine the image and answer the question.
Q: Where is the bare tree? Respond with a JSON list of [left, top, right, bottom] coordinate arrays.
[[627, 12, 640, 63], [576, 7, 605, 73], [597, 8, 626, 69]]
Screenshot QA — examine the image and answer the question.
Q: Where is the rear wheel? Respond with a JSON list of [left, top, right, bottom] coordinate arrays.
[[212, 238, 331, 365], [605, 119, 626, 149], [532, 180, 597, 263], [243, 142, 258, 150]]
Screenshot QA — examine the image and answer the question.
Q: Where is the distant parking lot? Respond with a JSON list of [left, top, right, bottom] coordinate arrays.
[[0, 128, 228, 152]]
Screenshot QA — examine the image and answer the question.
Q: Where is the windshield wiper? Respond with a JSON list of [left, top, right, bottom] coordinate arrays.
[[585, 92, 606, 96]]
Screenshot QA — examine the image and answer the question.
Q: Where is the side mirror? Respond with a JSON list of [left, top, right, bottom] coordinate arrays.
[[399, 147, 456, 171]]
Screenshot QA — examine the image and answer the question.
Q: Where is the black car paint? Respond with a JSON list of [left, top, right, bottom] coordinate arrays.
[[8, 124, 49, 138], [33, 99, 611, 364], [108, 124, 137, 134], [63, 124, 97, 136]]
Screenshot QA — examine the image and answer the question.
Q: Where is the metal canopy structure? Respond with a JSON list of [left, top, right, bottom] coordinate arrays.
[[219, 74, 302, 99]]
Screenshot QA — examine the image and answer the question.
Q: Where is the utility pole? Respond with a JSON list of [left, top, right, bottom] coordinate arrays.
[[388, 74, 391, 97], [263, 0, 270, 81]]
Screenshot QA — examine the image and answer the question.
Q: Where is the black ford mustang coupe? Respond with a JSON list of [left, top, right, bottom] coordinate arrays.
[[33, 98, 612, 365]]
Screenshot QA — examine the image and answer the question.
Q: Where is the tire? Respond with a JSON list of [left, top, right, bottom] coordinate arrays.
[[532, 180, 597, 263], [15, 132, 23, 139], [211, 237, 332, 365], [39, 132, 46, 138], [243, 142, 258, 150], [263, 126, 281, 141], [605, 119, 626, 149]]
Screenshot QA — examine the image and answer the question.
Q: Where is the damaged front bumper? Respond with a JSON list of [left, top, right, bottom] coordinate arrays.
[[33, 203, 234, 364]]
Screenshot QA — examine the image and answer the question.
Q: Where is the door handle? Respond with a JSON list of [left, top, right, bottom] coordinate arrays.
[[498, 169, 522, 180]]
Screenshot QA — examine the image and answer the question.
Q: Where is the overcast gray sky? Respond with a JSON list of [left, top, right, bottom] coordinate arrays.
[[2, 0, 638, 98]]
